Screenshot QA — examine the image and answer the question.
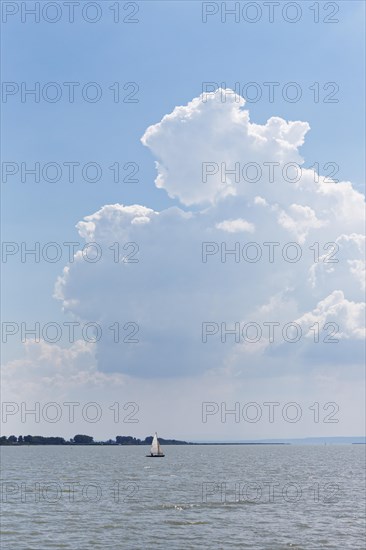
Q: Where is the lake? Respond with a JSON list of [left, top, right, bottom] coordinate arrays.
[[1, 445, 365, 549]]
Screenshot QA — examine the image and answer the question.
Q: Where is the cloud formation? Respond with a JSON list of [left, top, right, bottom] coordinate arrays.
[[50, 89, 365, 379], [141, 91, 310, 206]]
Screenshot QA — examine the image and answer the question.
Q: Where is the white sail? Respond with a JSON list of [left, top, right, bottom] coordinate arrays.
[[151, 433, 159, 454], [157, 439, 163, 455], [150, 432, 163, 455]]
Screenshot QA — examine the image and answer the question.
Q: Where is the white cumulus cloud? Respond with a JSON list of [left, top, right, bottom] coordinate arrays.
[[51, 89, 365, 379]]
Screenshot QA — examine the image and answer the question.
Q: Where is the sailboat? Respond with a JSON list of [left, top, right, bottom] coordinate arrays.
[[146, 432, 165, 457]]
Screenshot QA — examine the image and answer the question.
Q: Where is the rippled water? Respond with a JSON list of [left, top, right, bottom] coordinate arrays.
[[1, 445, 365, 549]]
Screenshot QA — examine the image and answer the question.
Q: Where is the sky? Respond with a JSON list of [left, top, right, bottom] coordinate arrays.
[[1, 0, 365, 441]]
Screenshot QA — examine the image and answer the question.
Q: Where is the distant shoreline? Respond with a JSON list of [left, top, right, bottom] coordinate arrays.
[[1, 441, 288, 446], [1, 435, 365, 446]]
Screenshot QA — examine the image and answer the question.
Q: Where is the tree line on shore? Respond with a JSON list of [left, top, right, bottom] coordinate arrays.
[[0, 434, 189, 445]]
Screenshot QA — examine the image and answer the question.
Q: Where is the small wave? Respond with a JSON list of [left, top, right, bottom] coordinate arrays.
[[160, 503, 202, 510], [164, 520, 209, 526]]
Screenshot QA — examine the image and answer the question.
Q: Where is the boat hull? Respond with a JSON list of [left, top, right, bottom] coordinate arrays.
[[146, 454, 165, 457]]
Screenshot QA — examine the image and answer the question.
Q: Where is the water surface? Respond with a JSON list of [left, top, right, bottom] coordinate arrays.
[[1, 445, 365, 549]]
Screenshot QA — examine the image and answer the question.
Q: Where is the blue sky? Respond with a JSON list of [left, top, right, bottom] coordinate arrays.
[[1, 1, 365, 439]]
